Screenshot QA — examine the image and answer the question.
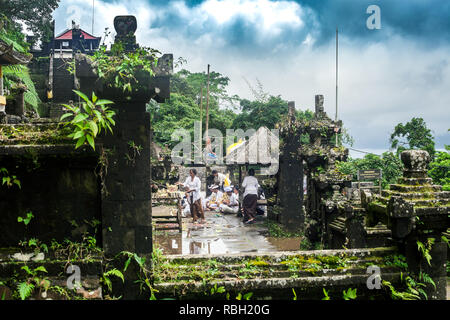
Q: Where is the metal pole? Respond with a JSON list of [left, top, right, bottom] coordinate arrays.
[[335, 27, 339, 146], [199, 86, 203, 160], [92, 0, 95, 35], [205, 64, 210, 138]]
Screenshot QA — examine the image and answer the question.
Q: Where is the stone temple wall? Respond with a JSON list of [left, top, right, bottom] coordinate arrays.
[[0, 143, 101, 247]]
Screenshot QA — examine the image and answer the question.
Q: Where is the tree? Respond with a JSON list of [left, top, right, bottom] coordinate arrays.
[[337, 152, 403, 189], [232, 95, 289, 131], [390, 117, 435, 158], [428, 145, 450, 191], [0, 0, 60, 43]]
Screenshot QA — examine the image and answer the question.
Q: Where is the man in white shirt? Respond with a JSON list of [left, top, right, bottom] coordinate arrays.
[[212, 170, 230, 191], [219, 186, 239, 214], [206, 184, 223, 211]]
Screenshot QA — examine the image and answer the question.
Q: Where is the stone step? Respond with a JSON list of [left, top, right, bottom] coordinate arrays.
[[411, 198, 450, 207], [389, 184, 442, 193], [153, 271, 402, 296], [165, 247, 396, 266], [155, 265, 399, 283], [397, 177, 433, 186]]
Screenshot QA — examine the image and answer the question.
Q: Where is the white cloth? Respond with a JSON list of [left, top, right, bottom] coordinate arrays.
[[183, 176, 202, 202], [228, 193, 239, 206], [217, 172, 227, 185], [207, 190, 223, 204], [220, 204, 239, 214], [242, 176, 259, 198]]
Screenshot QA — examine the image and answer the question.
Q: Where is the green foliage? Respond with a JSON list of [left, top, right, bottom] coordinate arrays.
[[61, 90, 115, 150], [149, 68, 239, 148], [265, 220, 303, 238], [235, 292, 253, 300], [428, 145, 450, 191], [342, 288, 357, 300], [17, 282, 34, 301], [17, 265, 49, 300], [0, 0, 60, 43], [3, 65, 41, 110], [416, 238, 434, 267], [0, 167, 21, 189], [17, 212, 34, 226], [336, 152, 403, 188], [101, 268, 124, 292], [91, 44, 160, 92], [384, 254, 408, 270], [322, 288, 330, 300], [390, 117, 435, 158], [232, 95, 289, 131], [0, 15, 40, 111], [210, 283, 226, 295]]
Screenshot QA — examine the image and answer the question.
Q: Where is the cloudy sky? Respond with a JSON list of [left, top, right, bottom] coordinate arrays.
[[52, 0, 450, 157]]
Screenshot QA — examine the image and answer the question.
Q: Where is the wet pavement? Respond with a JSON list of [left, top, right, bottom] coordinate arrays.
[[153, 207, 301, 256]]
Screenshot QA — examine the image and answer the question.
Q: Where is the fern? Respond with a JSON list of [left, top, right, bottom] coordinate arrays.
[[102, 268, 124, 292], [3, 65, 41, 111], [18, 282, 34, 300]]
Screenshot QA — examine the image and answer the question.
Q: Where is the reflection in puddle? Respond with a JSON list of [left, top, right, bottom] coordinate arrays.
[[154, 212, 303, 255]]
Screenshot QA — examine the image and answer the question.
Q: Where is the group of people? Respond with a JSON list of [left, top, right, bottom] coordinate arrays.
[[178, 168, 265, 225]]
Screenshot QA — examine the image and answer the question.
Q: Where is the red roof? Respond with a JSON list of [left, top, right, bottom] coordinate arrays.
[[55, 29, 100, 40]]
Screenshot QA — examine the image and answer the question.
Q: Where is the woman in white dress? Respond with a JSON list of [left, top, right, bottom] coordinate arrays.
[[182, 169, 205, 223], [241, 168, 259, 224]]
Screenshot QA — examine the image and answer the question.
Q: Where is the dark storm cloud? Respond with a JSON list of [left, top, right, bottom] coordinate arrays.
[[89, 0, 450, 49], [297, 0, 450, 45]]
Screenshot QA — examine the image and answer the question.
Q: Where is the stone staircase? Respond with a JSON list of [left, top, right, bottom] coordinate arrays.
[[152, 247, 402, 300]]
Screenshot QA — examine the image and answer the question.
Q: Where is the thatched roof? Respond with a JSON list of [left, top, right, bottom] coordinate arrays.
[[0, 39, 32, 65], [225, 126, 279, 165]]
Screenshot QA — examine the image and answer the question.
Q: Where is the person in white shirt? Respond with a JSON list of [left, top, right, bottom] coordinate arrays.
[[180, 169, 205, 223], [212, 170, 230, 191], [241, 168, 259, 224], [206, 184, 223, 211], [219, 186, 239, 214]]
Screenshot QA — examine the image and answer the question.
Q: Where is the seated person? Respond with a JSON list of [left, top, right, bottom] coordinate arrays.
[[206, 185, 223, 211], [219, 186, 239, 214], [181, 195, 191, 218]]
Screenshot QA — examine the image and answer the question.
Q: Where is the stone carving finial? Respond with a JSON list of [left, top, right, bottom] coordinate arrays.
[[400, 150, 431, 178], [114, 15, 138, 51], [288, 101, 295, 122], [315, 95, 324, 117]]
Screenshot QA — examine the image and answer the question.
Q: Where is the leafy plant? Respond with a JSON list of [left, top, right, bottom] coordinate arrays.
[[17, 212, 34, 226], [342, 288, 357, 300], [210, 283, 226, 295], [235, 292, 253, 300], [17, 265, 50, 300], [91, 44, 160, 93], [101, 268, 124, 292], [417, 239, 434, 266], [322, 288, 330, 300], [1, 168, 21, 189], [60, 90, 116, 150]]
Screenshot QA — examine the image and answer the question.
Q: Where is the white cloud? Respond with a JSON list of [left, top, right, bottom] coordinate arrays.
[[52, 0, 450, 152]]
